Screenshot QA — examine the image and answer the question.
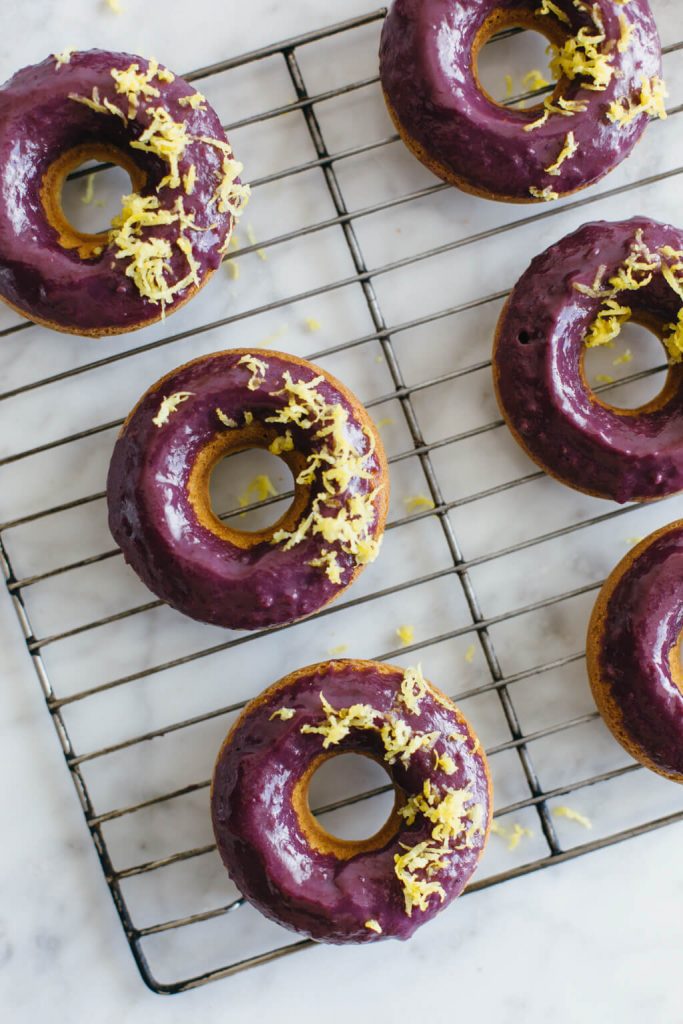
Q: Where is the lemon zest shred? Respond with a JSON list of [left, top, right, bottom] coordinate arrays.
[[594, 373, 615, 384], [404, 494, 435, 512], [398, 665, 428, 714], [661, 261, 683, 302], [308, 549, 344, 584], [301, 692, 379, 748], [380, 719, 439, 767], [269, 430, 294, 455], [548, 25, 615, 93], [525, 95, 588, 132], [617, 12, 633, 52], [553, 805, 592, 829], [364, 919, 382, 934], [612, 348, 633, 366], [269, 707, 295, 721], [152, 391, 193, 427], [54, 47, 75, 69], [394, 842, 447, 916], [182, 164, 197, 195], [244, 411, 254, 426], [304, 317, 322, 332], [585, 298, 631, 347], [491, 820, 533, 850], [238, 474, 277, 508], [544, 131, 579, 175], [110, 61, 161, 117], [81, 173, 95, 205], [573, 264, 610, 298], [504, 74, 513, 98], [216, 408, 237, 428], [536, 0, 570, 25], [106, 0, 124, 12], [246, 223, 268, 261], [130, 106, 189, 190], [178, 91, 207, 110], [434, 751, 457, 775], [529, 186, 559, 201], [237, 354, 268, 391], [606, 76, 667, 126], [329, 644, 349, 656], [226, 259, 240, 280], [196, 137, 251, 225], [664, 310, 683, 364], [464, 644, 476, 664], [69, 87, 126, 121], [396, 625, 415, 647], [522, 69, 550, 91]]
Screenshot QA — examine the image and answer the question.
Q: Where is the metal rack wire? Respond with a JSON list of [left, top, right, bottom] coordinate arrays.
[[2, 6, 683, 994]]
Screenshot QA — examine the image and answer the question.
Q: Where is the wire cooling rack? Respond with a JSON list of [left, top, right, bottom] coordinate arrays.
[[2, 5, 683, 995]]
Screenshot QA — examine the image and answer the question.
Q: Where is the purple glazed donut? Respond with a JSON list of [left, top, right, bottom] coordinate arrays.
[[107, 350, 389, 630], [379, 0, 665, 203], [587, 522, 683, 783], [493, 217, 683, 503], [0, 48, 249, 336], [211, 660, 492, 943]]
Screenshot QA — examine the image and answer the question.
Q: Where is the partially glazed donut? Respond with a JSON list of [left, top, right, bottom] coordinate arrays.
[[587, 522, 683, 783], [0, 49, 248, 335], [379, 0, 664, 203], [107, 350, 388, 630], [493, 217, 683, 503], [211, 660, 492, 943]]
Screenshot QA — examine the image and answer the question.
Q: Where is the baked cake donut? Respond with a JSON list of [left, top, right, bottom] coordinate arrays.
[[0, 48, 249, 336], [107, 350, 388, 630], [211, 660, 492, 942], [379, 0, 665, 203], [493, 217, 683, 503], [587, 522, 683, 783]]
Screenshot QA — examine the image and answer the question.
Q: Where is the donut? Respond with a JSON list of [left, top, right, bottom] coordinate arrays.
[[211, 659, 492, 942], [0, 48, 249, 336], [107, 349, 389, 630], [379, 0, 665, 203], [493, 217, 683, 503], [587, 522, 683, 783]]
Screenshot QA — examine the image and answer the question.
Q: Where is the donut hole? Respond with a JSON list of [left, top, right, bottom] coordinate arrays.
[[61, 161, 134, 238], [475, 21, 558, 110], [583, 321, 670, 412], [209, 447, 296, 533], [40, 143, 145, 260], [306, 753, 397, 843]]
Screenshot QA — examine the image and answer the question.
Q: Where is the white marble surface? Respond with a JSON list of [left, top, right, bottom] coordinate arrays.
[[1, 0, 683, 1019]]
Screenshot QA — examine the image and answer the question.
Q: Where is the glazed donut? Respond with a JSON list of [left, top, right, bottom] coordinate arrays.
[[493, 217, 683, 503], [379, 0, 665, 203], [0, 48, 248, 336], [211, 660, 492, 942], [107, 350, 388, 630], [587, 522, 683, 783]]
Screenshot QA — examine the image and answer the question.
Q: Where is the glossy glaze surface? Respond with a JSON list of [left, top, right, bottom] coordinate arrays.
[[0, 49, 235, 331], [107, 351, 386, 630], [590, 522, 683, 779], [494, 217, 683, 502], [211, 660, 491, 943], [379, 0, 661, 200]]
